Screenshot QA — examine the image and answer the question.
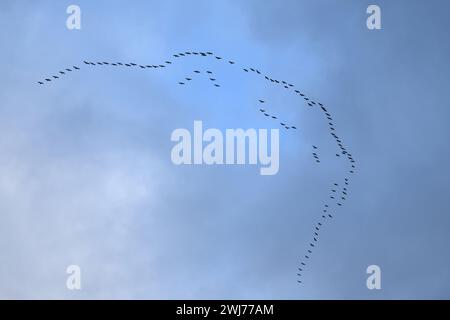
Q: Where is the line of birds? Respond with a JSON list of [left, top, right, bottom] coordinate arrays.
[[257, 99, 297, 130], [37, 50, 356, 286]]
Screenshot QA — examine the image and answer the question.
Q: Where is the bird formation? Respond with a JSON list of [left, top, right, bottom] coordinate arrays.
[[258, 108, 297, 130], [177, 70, 222, 88], [37, 50, 357, 285], [37, 65, 81, 84]]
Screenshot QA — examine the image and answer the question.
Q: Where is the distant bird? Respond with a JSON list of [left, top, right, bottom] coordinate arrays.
[[243, 69, 248, 72], [209, 78, 216, 81], [45, 78, 51, 82], [73, 66, 80, 70], [337, 203, 342, 206], [264, 113, 269, 117], [291, 126, 297, 129], [59, 71, 65, 75], [194, 70, 200, 73], [185, 78, 192, 81], [173, 54, 179, 58], [214, 84, 220, 87], [259, 100, 265, 103], [83, 61, 90, 64], [215, 56, 222, 60], [305, 255, 310, 259], [272, 116, 277, 119], [179, 82, 185, 85], [165, 61, 172, 64], [280, 122, 285, 126], [52, 76, 59, 79], [206, 71, 212, 74], [259, 109, 265, 112], [38, 81, 43, 84], [314, 238, 317, 242], [312, 146, 317, 149], [228, 61, 235, 64], [66, 69, 72, 71]]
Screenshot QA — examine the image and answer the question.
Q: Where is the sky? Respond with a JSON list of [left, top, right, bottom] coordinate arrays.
[[1, 0, 450, 299]]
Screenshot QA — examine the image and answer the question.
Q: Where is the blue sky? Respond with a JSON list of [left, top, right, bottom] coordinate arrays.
[[1, 0, 450, 299]]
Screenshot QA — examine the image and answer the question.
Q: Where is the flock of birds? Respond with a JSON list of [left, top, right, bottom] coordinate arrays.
[[37, 50, 356, 285]]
